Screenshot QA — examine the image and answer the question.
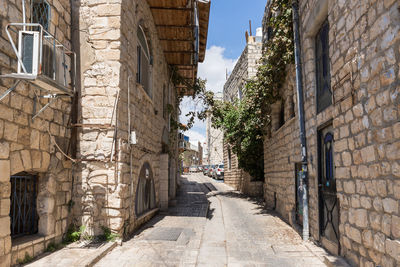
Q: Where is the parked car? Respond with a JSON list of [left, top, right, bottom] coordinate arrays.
[[197, 166, 203, 172], [203, 165, 210, 175], [213, 164, 224, 180], [207, 165, 215, 177], [189, 166, 198, 173]]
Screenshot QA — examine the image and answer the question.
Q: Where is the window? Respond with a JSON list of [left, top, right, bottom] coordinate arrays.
[[315, 19, 331, 113], [135, 163, 156, 217], [163, 85, 167, 119], [31, 0, 51, 31], [278, 101, 285, 128], [237, 87, 243, 100], [137, 25, 152, 98], [228, 147, 232, 170], [10, 173, 38, 238], [321, 131, 334, 186]]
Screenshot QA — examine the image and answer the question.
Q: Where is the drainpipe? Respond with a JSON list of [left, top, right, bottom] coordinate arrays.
[[292, 0, 309, 241], [22, 0, 26, 30]]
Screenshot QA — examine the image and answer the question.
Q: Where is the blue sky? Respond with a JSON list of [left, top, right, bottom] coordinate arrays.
[[207, 0, 267, 58], [181, 0, 267, 149]]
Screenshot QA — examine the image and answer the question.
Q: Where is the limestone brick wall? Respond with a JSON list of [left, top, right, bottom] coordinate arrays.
[[263, 65, 301, 224], [72, 0, 176, 237], [206, 115, 223, 165], [223, 39, 263, 195], [0, 0, 73, 265], [298, 0, 400, 265]]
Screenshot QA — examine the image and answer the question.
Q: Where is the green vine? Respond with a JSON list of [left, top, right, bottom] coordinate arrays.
[[210, 0, 294, 180], [169, 0, 294, 181], [170, 66, 213, 131]]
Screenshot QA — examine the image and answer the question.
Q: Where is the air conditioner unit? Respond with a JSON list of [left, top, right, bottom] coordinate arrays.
[[1, 23, 75, 97], [17, 31, 40, 76]]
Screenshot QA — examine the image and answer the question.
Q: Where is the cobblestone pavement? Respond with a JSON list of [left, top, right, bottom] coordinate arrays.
[[95, 173, 347, 267]]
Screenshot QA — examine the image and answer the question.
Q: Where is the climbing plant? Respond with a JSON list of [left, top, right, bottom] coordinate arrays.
[[209, 0, 294, 180], [171, 0, 294, 181], [169, 67, 213, 131]]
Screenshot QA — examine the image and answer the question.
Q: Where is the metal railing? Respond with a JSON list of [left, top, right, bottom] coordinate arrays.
[[1, 22, 76, 95]]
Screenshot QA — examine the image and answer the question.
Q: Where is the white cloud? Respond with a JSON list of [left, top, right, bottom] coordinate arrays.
[[179, 46, 237, 149], [198, 46, 237, 93], [186, 129, 206, 148]]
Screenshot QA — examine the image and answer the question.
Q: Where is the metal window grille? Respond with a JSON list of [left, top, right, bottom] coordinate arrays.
[[135, 163, 156, 217], [10, 174, 39, 238], [31, 0, 51, 31], [137, 26, 152, 98], [315, 19, 331, 113]]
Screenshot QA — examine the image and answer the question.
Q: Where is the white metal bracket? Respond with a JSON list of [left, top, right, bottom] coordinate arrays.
[[0, 80, 21, 102], [32, 92, 72, 121]]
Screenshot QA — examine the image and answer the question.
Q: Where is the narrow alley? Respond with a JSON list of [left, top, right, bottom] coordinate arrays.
[[94, 173, 344, 267]]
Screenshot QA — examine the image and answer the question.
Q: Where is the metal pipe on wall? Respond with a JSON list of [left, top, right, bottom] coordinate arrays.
[[128, 74, 133, 225], [292, 0, 309, 241], [22, 0, 26, 30]]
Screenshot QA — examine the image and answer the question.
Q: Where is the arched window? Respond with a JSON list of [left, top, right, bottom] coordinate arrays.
[[135, 162, 156, 217], [228, 147, 232, 170], [137, 25, 152, 98]]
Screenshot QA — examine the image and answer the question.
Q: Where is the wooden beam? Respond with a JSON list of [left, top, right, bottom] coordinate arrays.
[[170, 64, 195, 66], [164, 50, 194, 54], [155, 24, 194, 28], [159, 38, 194, 42], [150, 6, 191, 11]]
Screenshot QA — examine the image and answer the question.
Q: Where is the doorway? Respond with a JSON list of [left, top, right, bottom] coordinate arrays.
[[318, 125, 339, 254], [294, 163, 303, 227]]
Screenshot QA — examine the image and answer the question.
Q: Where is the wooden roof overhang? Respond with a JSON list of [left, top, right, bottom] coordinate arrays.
[[147, 0, 210, 95]]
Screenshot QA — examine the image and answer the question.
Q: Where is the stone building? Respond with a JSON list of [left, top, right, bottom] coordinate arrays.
[[262, 0, 400, 266], [205, 92, 223, 165], [182, 140, 203, 168], [0, 0, 210, 265], [222, 28, 264, 196]]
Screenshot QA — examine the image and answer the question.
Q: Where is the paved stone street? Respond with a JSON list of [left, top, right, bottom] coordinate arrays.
[[96, 173, 346, 267]]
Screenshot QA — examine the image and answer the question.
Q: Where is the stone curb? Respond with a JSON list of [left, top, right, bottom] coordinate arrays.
[[83, 241, 118, 267], [323, 255, 351, 267]]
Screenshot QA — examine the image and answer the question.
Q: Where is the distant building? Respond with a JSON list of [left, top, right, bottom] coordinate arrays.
[[206, 92, 224, 165], [222, 28, 263, 196], [181, 137, 203, 168]]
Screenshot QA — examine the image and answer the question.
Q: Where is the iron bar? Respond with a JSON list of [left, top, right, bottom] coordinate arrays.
[[0, 80, 21, 102]]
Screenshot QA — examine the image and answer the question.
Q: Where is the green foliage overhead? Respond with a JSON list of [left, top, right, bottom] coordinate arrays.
[[210, 0, 294, 180]]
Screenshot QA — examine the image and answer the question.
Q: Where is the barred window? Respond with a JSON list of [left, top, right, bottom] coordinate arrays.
[[31, 0, 51, 31], [315, 19, 331, 113], [137, 26, 152, 98], [10, 173, 39, 238]]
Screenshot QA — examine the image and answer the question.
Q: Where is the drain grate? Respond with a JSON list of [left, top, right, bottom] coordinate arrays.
[[145, 227, 183, 241]]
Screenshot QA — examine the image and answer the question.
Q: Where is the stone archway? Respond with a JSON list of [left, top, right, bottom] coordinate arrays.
[[135, 162, 156, 217]]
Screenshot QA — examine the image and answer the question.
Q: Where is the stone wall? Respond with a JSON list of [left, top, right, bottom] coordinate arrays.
[[72, 0, 177, 237], [263, 0, 400, 266], [263, 65, 300, 224], [205, 93, 223, 165], [311, 0, 399, 265], [0, 0, 74, 265], [223, 39, 263, 196]]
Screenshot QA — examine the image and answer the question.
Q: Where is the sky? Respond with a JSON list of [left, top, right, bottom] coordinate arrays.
[[180, 0, 268, 149]]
